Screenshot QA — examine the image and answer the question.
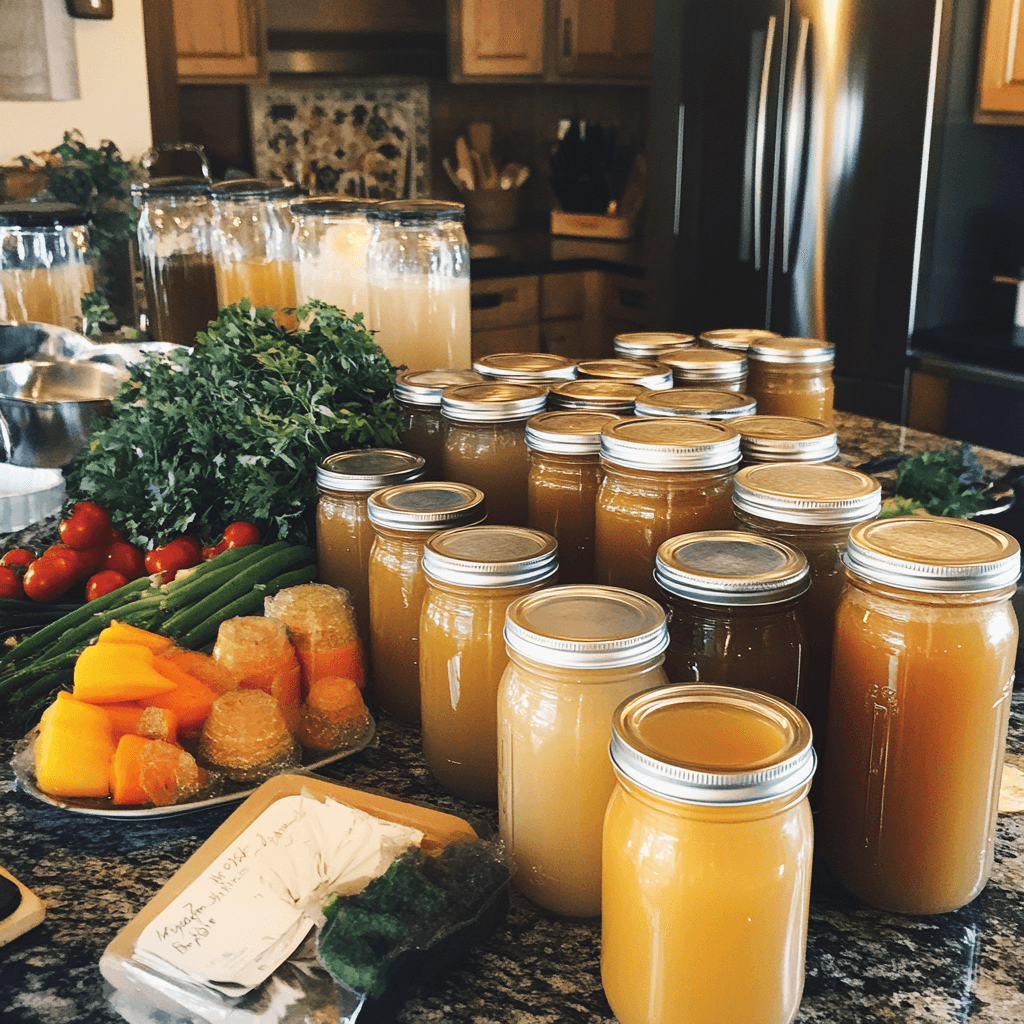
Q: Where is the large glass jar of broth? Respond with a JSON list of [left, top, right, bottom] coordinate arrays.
[[366, 200, 471, 370], [290, 196, 378, 327], [0, 202, 93, 329], [210, 179, 303, 330], [132, 177, 219, 348]]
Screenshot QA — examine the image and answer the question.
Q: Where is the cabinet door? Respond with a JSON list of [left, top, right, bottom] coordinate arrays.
[[456, 0, 545, 77], [172, 0, 266, 82], [556, 0, 654, 79], [977, 0, 1024, 121]]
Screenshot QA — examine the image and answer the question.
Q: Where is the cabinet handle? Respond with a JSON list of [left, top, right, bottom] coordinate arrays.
[[563, 18, 573, 57], [471, 292, 504, 311]]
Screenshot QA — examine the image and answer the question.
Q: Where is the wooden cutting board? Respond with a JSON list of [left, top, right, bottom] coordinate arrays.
[[0, 864, 45, 947]]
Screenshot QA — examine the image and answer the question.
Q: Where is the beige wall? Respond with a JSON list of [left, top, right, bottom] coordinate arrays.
[[0, 0, 152, 165]]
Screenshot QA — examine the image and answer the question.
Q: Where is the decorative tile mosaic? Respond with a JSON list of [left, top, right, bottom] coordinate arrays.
[[249, 81, 430, 199]]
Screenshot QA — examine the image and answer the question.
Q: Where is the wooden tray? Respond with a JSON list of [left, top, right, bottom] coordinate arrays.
[[0, 864, 45, 947]]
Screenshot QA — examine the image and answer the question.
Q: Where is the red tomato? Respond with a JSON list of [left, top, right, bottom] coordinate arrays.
[[102, 540, 147, 581], [85, 569, 130, 602], [202, 540, 229, 561], [73, 542, 107, 578], [144, 537, 202, 576], [223, 522, 261, 549], [0, 566, 25, 599], [22, 555, 78, 602], [58, 502, 113, 550], [0, 548, 34, 569]]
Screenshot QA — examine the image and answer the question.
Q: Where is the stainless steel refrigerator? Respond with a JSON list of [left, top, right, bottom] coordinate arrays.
[[645, 0, 952, 421]]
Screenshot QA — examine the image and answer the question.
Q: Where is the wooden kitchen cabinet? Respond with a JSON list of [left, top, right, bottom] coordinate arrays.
[[471, 275, 542, 357], [172, 0, 267, 83], [555, 0, 655, 79], [976, 0, 1024, 122], [455, 0, 545, 77]]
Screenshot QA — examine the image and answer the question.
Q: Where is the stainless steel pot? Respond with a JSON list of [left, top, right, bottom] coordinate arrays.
[[0, 360, 126, 468]]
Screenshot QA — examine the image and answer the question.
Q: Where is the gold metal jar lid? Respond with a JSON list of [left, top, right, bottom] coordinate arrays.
[[546, 379, 647, 412], [504, 585, 669, 669], [732, 463, 881, 525], [473, 352, 578, 383], [613, 332, 697, 359], [367, 482, 486, 532], [660, 347, 748, 382], [574, 358, 674, 391], [422, 525, 558, 588], [655, 530, 809, 605], [733, 415, 839, 463], [316, 449, 425, 493], [843, 516, 1021, 593], [600, 417, 741, 471], [699, 328, 782, 351], [747, 337, 835, 365], [634, 388, 757, 420], [525, 410, 625, 455], [610, 685, 816, 805], [440, 382, 549, 423], [393, 368, 485, 406]]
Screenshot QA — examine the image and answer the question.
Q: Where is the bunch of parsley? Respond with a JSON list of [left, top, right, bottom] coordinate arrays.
[[67, 301, 403, 546], [893, 445, 987, 518]]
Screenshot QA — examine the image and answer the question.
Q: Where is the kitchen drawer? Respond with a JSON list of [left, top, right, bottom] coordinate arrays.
[[540, 272, 588, 320], [472, 323, 542, 359], [471, 275, 540, 332], [541, 318, 589, 359], [604, 274, 648, 325]]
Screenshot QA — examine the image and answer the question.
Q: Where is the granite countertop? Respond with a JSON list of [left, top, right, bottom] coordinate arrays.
[[2, 411, 1024, 1024]]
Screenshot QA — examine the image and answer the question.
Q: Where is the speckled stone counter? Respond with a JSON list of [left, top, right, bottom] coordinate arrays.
[[2, 411, 1024, 1024]]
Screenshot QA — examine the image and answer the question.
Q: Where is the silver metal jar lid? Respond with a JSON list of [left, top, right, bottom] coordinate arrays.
[[546, 379, 647, 412], [699, 328, 781, 351], [367, 482, 486, 532], [574, 358, 674, 391], [504, 585, 669, 669], [421, 526, 558, 588], [600, 418, 741, 471], [440, 382, 549, 423], [393, 368, 486, 406], [210, 179, 304, 202], [525, 410, 624, 455], [367, 199, 465, 223], [655, 531, 809, 605], [316, 449, 425, 492], [732, 463, 881, 525], [635, 389, 757, 420], [733, 415, 840, 463], [610, 685, 816, 805], [473, 352, 578, 383], [842, 516, 1021, 593], [614, 332, 696, 358], [747, 337, 835, 365], [660, 348, 748, 382]]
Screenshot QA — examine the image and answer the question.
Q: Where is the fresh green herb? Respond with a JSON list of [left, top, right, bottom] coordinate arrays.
[[894, 445, 987, 518], [65, 300, 403, 547], [878, 495, 928, 519]]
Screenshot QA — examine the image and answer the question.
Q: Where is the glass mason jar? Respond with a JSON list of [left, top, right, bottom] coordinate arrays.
[[420, 525, 558, 803], [547, 379, 646, 413], [441, 382, 548, 527], [574, 358, 674, 391], [661, 347, 748, 392], [614, 331, 696, 360], [594, 418, 741, 599], [131, 177, 218, 348], [315, 449, 425, 646], [526, 410, 624, 585], [366, 482, 485, 726], [367, 200, 471, 371], [733, 414, 840, 465], [290, 196, 378, 328], [0, 201, 93, 329], [602, 685, 816, 1024], [655, 531, 810, 705], [635, 388, 757, 421], [732, 463, 882, 757], [498, 586, 670, 917], [210, 179, 303, 330], [473, 351, 578, 385], [820, 517, 1020, 915], [393, 368, 485, 477], [746, 337, 835, 423], [699, 327, 781, 352]]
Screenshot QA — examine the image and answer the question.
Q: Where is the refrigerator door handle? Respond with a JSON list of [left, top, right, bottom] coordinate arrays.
[[752, 16, 777, 272], [782, 15, 810, 275], [673, 103, 685, 236]]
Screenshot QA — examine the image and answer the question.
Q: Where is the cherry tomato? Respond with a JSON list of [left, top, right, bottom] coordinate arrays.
[[144, 537, 202, 576], [0, 548, 34, 569], [85, 569, 130, 602], [73, 542, 107, 578], [58, 502, 113, 550], [102, 540, 147, 581], [22, 555, 78, 602], [0, 566, 25, 599], [223, 522, 261, 549]]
